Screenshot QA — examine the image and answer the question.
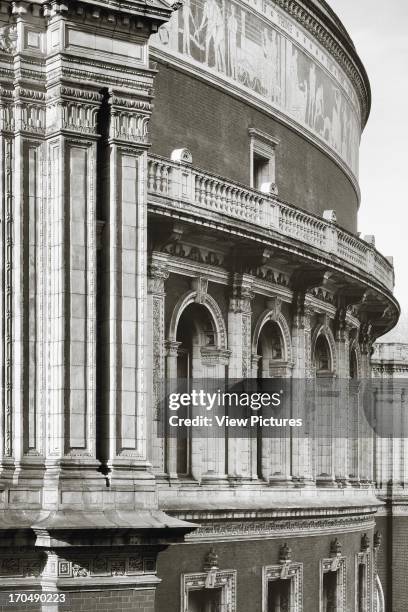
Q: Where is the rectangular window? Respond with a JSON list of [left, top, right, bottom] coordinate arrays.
[[357, 563, 367, 612], [323, 571, 338, 612], [188, 588, 223, 612], [320, 556, 346, 612], [267, 578, 291, 612], [262, 563, 302, 612], [249, 128, 279, 194]]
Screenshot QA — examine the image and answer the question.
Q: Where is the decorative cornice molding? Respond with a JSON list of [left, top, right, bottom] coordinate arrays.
[[182, 515, 376, 542]]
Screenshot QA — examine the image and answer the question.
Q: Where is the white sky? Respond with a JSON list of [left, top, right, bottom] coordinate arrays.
[[328, 0, 408, 313]]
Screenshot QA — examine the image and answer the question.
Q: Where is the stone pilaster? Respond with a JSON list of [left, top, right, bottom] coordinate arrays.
[[0, 1, 47, 498], [227, 274, 253, 481], [147, 258, 169, 474], [333, 308, 351, 486], [290, 292, 314, 484], [164, 339, 181, 480], [227, 273, 253, 378], [359, 321, 374, 485], [0, 2, 196, 607]]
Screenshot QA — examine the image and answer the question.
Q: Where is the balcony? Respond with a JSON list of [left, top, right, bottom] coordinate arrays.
[[147, 154, 394, 293]]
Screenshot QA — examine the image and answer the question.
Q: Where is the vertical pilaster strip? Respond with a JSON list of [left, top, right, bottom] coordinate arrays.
[[227, 274, 253, 480], [334, 311, 350, 486], [291, 293, 313, 484], [44, 66, 101, 488], [147, 258, 169, 474], [359, 323, 374, 485], [103, 90, 153, 480], [165, 340, 181, 479]]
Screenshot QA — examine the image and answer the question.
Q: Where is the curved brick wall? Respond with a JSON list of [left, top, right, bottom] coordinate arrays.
[[150, 62, 360, 233]]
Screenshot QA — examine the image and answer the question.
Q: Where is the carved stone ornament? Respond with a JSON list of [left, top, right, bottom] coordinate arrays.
[[203, 548, 219, 572], [330, 538, 342, 557], [266, 296, 282, 320], [361, 533, 370, 552], [192, 276, 208, 304], [323, 209, 337, 223], [171, 147, 192, 164], [0, 25, 17, 54], [72, 563, 89, 578], [259, 181, 278, 195], [279, 542, 292, 563]]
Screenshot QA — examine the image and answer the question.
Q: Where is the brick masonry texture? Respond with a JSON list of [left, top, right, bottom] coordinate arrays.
[[150, 61, 359, 234], [59, 588, 156, 612], [156, 531, 368, 612], [376, 515, 408, 612]]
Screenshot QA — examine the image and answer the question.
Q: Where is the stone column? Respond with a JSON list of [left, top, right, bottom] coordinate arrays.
[[334, 310, 351, 486], [0, 1, 48, 504], [165, 339, 181, 480], [290, 293, 313, 484], [147, 259, 169, 475], [227, 274, 253, 481], [359, 322, 374, 485], [44, 65, 102, 500], [100, 88, 154, 488]]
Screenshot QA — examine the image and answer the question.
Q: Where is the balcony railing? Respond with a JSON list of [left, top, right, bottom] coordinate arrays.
[[147, 154, 394, 292]]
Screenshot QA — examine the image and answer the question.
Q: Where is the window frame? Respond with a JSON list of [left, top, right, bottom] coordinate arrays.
[[319, 555, 346, 612], [181, 569, 237, 612], [262, 561, 303, 612], [249, 128, 280, 193]]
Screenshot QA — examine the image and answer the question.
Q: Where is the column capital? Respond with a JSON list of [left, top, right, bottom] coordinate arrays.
[[148, 262, 169, 294], [165, 339, 182, 358], [229, 273, 254, 313]]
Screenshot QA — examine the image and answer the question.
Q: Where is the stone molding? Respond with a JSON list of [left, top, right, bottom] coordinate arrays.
[[183, 515, 376, 543], [168, 289, 228, 350], [319, 552, 346, 612], [262, 559, 303, 612], [181, 568, 237, 612]]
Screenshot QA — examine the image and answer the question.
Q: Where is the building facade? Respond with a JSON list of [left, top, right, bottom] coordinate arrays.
[[371, 329, 408, 612], [0, 0, 401, 611]]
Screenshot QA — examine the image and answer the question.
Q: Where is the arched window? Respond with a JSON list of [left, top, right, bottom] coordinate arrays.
[[175, 303, 218, 476], [314, 334, 332, 375], [257, 321, 284, 377], [176, 303, 217, 380]]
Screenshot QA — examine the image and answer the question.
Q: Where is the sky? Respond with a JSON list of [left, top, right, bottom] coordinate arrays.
[[328, 0, 408, 318]]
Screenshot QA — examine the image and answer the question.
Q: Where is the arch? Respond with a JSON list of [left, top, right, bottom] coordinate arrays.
[[168, 290, 227, 349], [311, 324, 337, 374], [252, 309, 293, 363]]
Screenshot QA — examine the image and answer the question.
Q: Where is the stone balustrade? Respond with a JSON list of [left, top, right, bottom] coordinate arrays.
[[148, 154, 394, 292]]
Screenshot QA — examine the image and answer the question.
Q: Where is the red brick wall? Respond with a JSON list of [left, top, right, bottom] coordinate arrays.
[[60, 588, 155, 612], [156, 529, 370, 612], [377, 513, 408, 612], [391, 517, 408, 612], [150, 61, 359, 234]]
